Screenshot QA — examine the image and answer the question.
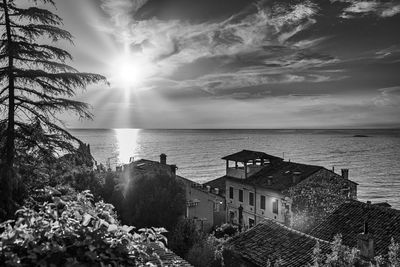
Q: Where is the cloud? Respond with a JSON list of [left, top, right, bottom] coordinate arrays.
[[99, 0, 332, 93], [335, 0, 400, 18], [373, 86, 400, 106]]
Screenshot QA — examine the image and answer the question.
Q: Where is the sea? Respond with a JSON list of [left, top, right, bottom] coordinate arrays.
[[70, 129, 400, 209]]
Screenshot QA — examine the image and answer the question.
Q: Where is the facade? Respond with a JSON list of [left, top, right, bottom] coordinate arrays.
[[206, 150, 358, 229], [178, 176, 226, 232]]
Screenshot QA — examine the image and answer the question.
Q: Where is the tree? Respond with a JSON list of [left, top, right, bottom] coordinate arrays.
[[0, 0, 106, 217], [121, 172, 186, 231], [169, 219, 204, 258]]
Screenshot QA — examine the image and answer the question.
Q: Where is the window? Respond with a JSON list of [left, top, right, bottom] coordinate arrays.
[[239, 189, 243, 202], [229, 187, 234, 199], [272, 199, 279, 214], [249, 192, 254, 206], [249, 218, 255, 227], [260, 195, 266, 210]]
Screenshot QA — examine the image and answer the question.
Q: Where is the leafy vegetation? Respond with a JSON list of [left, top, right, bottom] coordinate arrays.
[[0, 189, 168, 266], [115, 171, 186, 231], [186, 235, 224, 267]]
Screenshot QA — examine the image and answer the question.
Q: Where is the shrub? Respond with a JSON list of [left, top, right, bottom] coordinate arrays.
[[0, 189, 168, 266], [168, 219, 204, 258], [186, 235, 224, 267]]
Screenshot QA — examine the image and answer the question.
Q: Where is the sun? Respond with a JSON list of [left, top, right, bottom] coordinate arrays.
[[111, 55, 145, 89]]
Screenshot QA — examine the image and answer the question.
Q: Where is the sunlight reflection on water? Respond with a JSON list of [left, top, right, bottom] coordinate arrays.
[[115, 128, 140, 164]]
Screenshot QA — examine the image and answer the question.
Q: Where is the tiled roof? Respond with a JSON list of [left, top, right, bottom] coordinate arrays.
[[204, 176, 227, 195], [225, 219, 331, 267], [246, 161, 323, 191], [309, 200, 400, 256], [222, 150, 283, 162], [148, 243, 193, 266]]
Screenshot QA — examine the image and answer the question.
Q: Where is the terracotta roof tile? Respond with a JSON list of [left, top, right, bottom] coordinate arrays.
[[309, 200, 400, 256], [225, 219, 331, 267]]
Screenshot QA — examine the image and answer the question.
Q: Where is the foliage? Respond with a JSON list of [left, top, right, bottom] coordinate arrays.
[[286, 174, 351, 232], [168, 219, 204, 258], [120, 172, 186, 231], [0, 189, 170, 266], [214, 223, 239, 239], [0, 0, 106, 218], [309, 235, 359, 267], [186, 235, 225, 267], [388, 238, 400, 267]]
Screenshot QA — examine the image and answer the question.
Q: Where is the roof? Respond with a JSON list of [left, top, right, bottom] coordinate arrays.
[[148, 243, 193, 266], [124, 159, 174, 175], [222, 150, 283, 162], [225, 219, 331, 267], [204, 176, 227, 194], [246, 161, 323, 191], [309, 200, 400, 256], [224, 161, 323, 191]]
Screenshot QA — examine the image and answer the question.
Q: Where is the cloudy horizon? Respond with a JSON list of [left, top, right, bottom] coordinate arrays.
[[54, 0, 400, 129]]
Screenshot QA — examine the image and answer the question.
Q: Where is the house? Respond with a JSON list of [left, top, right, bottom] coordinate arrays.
[[177, 175, 226, 232], [309, 200, 400, 259], [223, 219, 331, 267], [122, 154, 225, 232], [205, 150, 358, 229]]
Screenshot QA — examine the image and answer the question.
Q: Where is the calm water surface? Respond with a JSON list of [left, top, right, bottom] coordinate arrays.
[[70, 129, 400, 209]]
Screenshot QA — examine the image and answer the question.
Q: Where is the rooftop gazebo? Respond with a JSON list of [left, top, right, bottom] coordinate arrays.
[[222, 150, 283, 179]]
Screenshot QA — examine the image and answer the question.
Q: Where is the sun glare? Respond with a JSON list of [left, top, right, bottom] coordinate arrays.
[[111, 56, 144, 88], [115, 128, 140, 164]]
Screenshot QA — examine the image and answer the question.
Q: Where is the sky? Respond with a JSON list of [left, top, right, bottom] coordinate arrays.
[[52, 0, 400, 129]]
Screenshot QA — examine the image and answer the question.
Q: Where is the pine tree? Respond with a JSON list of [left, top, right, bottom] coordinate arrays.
[[0, 0, 107, 218]]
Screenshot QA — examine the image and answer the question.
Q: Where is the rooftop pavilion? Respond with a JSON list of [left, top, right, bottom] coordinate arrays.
[[222, 150, 283, 179]]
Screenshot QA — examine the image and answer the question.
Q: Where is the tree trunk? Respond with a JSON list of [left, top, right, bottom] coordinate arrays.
[[1, 0, 16, 217]]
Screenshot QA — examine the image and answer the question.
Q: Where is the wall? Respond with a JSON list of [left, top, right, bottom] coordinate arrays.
[[225, 179, 290, 228], [178, 177, 226, 232]]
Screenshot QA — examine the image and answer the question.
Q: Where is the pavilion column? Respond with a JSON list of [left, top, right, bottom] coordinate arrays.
[[226, 160, 229, 173], [244, 161, 248, 179]]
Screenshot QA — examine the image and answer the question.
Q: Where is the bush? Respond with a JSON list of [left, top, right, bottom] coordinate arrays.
[[0, 189, 168, 266], [214, 223, 238, 239], [186, 235, 224, 267], [169, 219, 204, 258], [121, 173, 186, 231]]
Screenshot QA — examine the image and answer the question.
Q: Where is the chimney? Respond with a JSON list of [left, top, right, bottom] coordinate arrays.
[[214, 188, 219, 195], [206, 185, 211, 192], [292, 172, 301, 184], [170, 164, 177, 175], [160, 153, 167, 165], [341, 168, 349, 179], [357, 222, 375, 261]]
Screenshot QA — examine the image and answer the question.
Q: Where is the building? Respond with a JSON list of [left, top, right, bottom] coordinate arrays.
[[178, 175, 226, 232], [122, 154, 225, 232], [205, 150, 358, 229], [223, 219, 331, 267], [309, 200, 400, 259]]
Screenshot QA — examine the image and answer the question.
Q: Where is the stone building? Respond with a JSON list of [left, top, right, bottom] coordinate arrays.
[[205, 150, 358, 229]]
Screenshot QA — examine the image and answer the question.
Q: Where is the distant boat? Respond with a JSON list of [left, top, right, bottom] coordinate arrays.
[[353, 134, 369, 137]]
